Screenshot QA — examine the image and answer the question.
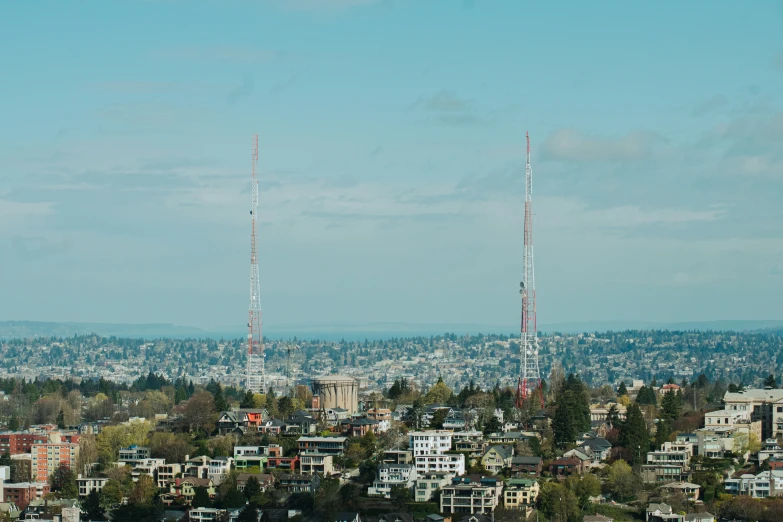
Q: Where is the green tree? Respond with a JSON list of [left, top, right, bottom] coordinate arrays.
[[430, 409, 448, 429], [192, 486, 212, 508], [49, 464, 78, 498], [654, 419, 672, 448], [617, 382, 628, 396], [636, 386, 657, 406], [237, 504, 259, 522], [214, 384, 228, 412], [240, 391, 256, 408], [222, 487, 246, 508], [552, 374, 590, 447], [606, 404, 621, 428], [606, 460, 641, 501], [483, 416, 502, 435], [243, 476, 261, 501], [537, 481, 580, 522], [82, 490, 104, 520], [565, 473, 601, 508], [424, 377, 452, 405], [619, 403, 650, 465], [100, 479, 124, 510], [661, 390, 682, 422], [765, 374, 777, 389]]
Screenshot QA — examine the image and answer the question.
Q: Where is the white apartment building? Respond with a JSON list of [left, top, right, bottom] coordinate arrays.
[[408, 431, 465, 475], [409, 431, 453, 456], [76, 476, 108, 498], [368, 463, 417, 498], [208, 457, 233, 485], [724, 471, 783, 498]]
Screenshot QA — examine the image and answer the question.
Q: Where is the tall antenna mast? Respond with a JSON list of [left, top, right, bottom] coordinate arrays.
[[246, 134, 266, 393], [517, 131, 543, 409]]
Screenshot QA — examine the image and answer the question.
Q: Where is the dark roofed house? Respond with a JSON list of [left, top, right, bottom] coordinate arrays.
[[510, 456, 542, 477], [548, 456, 585, 477], [347, 417, 380, 437], [336, 512, 361, 522], [377, 513, 415, 522]]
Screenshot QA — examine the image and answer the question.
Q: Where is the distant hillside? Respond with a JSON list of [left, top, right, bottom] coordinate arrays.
[[1, 319, 782, 341], [0, 321, 207, 339]]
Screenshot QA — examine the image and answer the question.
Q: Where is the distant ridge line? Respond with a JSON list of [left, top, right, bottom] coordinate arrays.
[[1, 319, 782, 341]]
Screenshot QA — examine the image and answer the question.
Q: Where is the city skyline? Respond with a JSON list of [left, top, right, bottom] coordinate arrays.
[[1, 1, 782, 330]]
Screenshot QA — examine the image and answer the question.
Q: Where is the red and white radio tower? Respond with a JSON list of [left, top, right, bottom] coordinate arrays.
[[516, 132, 543, 409], [246, 134, 266, 393]]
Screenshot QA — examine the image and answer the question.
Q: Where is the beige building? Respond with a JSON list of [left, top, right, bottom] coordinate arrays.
[[723, 389, 783, 440], [503, 478, 539, 508], [300, 454, 334, 476]]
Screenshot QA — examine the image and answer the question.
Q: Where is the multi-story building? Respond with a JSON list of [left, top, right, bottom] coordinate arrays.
[[440, 476, 502, 515], [208, 457, 233, 485], [118, 445, 150, 461], [76, 476, 109, 498], [415, 472, 452, 502], [365, 408, 392, 432], [724, 471, 783, 498], [409, 431, 453, 456], [2, 482, 50, 509], [234, 447, 269, 470], [0, 433, 47, 455], [300, 454, 334, 476], [502, 478, 539, 508], [409, 431, 465, 476], [156, 463, 184, 489], [368, 463, 417, 498], [278, 473, 320, 494], [723, 389, 783, 440], [297, 437, 348, 456], [30, 440, 79, 483]]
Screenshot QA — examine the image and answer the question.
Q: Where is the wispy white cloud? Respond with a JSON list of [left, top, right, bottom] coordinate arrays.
[[540, 129, 668, 163]]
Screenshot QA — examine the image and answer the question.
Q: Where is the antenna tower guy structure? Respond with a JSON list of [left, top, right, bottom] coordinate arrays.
[[246, 134, 266, 393], [516, 132, 543, 409]]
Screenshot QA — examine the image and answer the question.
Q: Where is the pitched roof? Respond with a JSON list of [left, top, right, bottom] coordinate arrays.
[[511, 456, 542, 465], [484, 444, 513, 460]]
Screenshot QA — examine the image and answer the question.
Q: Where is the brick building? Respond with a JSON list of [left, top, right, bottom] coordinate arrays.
[[0, 433, 48, 455], [2, 482, 50, 509]]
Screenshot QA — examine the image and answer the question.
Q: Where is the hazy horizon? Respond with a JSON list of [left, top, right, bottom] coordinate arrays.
[[2, 1, 782, 328]]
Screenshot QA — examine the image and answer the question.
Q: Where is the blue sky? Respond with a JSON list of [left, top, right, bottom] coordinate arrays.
[[1, 0, 782, 331]]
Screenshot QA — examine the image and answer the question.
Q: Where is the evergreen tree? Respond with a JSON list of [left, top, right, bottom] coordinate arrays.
[[619, 403, 650, 465], [243, 476, 261, 501], [636, 386, 657, 406], [82, 490, 104, 520], [213, 384, 228, 412], [606, 404, 621, 428], [222, 487, 245, 508], [654, 420, 671, 448], [617, 382, 628, 396], [240, 391, 256, 409], [192, 486, 212, 508], [237, 504, 259, 522], [661, 390, 682, 422], [57, 409, 65, 429], [765, 374, 777, 389], [552, 374, 590, 447]]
